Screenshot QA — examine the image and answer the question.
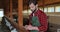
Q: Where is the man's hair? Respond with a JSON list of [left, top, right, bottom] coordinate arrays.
[[28, 0, 38, 5]]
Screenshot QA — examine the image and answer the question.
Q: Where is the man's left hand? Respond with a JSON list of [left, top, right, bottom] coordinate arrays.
[[24, 25, 39, 31]]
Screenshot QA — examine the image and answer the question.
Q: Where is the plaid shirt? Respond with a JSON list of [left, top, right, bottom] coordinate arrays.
[[29, 9, 48, 32]]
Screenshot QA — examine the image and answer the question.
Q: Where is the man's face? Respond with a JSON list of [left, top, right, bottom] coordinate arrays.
[[29, 3, 36, 11]]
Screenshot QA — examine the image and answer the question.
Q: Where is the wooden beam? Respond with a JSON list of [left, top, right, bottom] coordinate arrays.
[[18, 0, 23, 32], [10, 0, 13, 18]]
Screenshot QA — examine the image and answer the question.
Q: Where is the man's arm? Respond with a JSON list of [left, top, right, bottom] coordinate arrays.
[[38, 12, 48, 31]]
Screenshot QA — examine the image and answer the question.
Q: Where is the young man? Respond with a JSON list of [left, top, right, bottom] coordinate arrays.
[[24, 0, 48, 32]]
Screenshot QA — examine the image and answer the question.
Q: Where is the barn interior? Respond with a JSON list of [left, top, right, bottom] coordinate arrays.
[[0, 0, 60, 32]]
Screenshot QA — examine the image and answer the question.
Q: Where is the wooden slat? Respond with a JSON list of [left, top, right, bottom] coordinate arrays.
[[10, 0, 13, 19], [4, 0, 9, 17]]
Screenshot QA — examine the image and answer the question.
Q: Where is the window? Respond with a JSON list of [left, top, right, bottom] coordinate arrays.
[[48, 7, 54, 12], [23, 10, 27, 13], [55, 6, 60, 12], [23, 10, 28, 15], [44, 7, 48, 12], [0, 9, 4, 17], [23, 10, 32, 15], [28, 10, 32, 15]]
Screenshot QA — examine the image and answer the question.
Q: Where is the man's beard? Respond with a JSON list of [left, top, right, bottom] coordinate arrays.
[[31, 9, 36, 13]]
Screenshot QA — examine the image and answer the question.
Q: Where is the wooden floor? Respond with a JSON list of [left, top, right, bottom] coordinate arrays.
[[0, 25, 4, 32]]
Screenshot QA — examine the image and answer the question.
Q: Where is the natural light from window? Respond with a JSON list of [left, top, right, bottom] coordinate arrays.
[[0, 9, 4, 17], [55, 6, 60, 12], [48, 7, 54, 12]]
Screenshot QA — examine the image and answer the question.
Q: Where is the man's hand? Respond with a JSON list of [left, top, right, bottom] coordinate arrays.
[[24, 25, 39, 31]]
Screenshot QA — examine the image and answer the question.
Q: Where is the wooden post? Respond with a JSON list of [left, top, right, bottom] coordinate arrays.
[[10, 0, 13, 19], [18, 0, 23, 32], [42, 0, 45, 12]]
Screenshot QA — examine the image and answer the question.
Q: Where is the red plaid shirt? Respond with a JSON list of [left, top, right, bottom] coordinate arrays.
[[29, 9, 48, 32]]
